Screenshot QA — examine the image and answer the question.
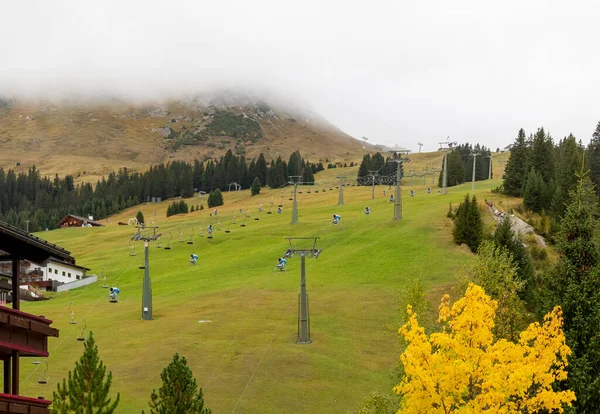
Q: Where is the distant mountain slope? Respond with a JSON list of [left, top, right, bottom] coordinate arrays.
[[0, 94, 365, 182]]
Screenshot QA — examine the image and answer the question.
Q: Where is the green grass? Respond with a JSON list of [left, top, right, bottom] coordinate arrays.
[[12, 171, 502, 413]]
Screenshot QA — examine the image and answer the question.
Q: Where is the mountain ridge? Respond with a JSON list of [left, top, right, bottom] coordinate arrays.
[[0, 94, 366, 183]]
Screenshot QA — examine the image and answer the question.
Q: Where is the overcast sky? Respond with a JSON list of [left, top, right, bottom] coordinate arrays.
[[1, 0, 599, 152]]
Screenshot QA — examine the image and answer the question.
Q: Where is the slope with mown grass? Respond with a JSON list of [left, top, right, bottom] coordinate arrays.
[[13, 168, 503, 412]]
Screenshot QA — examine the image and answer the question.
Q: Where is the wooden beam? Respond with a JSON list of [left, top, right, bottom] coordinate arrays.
[[11, 350, 18, 395], [0, 255, 14, 261], [11, 259, 19, 311], [3, 358, 9, 394]]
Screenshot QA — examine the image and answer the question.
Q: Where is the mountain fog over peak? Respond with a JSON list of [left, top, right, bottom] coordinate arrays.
[[2, 0, 600, 152]]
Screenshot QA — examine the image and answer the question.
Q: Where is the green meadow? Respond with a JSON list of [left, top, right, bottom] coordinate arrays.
[[16, 168, 502, 413]]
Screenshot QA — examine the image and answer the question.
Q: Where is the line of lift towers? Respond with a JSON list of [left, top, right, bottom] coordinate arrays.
[[125, 140, 491, 345]]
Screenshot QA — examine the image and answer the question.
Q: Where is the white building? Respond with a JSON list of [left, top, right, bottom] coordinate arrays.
[[43, 259, 89, 283]]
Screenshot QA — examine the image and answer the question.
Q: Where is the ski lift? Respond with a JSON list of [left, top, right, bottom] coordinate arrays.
[[178, 226, 184, 243], [164, 232, 172, 250], [32, 357, 41, 365], [77, 319, 87, 342], [101, 275, 109, 288], [129, 242, 136, 256], [109, 286, 119, 303], [38, 360, 49, 385], [139, 255, 145, 270], [216, 221, 222, 231], [240, 216, 246, 227], [232, 215, 237, 224], [199, 226, 205, 237], [307, 189, 311, 194], [187, 228, 194, 245], [156, 235, 162, 248], [68, 302, 77, 324]]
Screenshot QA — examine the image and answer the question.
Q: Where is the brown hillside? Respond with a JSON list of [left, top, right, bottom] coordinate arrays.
[[0, 97, 366, 182]]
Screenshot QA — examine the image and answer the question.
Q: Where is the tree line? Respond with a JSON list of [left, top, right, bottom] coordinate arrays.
[[0, 150, 323, 232], [438, 143, 492, 188], [356, 144, 491, 187], [502, 125, 597, 220]]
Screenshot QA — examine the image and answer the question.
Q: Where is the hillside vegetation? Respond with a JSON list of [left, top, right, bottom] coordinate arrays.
[[9, 165, 509, 413], [0, 97, 366, 183]]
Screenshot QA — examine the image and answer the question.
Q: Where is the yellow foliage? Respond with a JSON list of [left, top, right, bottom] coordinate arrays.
[[395, 283, 575, 413]]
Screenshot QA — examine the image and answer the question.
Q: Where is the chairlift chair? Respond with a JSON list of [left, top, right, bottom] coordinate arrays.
[[240, 217, 246, 227], [77, 319, 88, 342], [101, 275, 109, 288], [164, 231, 172, 250], [38, 360, 49, 385], [129, 243, 136, 256], [187, 228, 195, 245], [32, 358, 41, 365], [178, 226, 184, 243]]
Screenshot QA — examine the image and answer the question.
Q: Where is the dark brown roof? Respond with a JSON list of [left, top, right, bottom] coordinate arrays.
[[0, 221, 74, 265], [57, 214, 105, 227], [48, 258, 90, 271]]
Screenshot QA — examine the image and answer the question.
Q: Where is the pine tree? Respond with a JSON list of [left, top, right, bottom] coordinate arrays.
[[146, 353, 211, 414], [251, 176, 261, 196], [256, 153, 268, 185], [522, 169, 545, 213], [452, 194, 483, 252], [493, 215, 534, 300], [503, 128, 530, 196], [207, 189, 223, 208], [136, 210, 145, 224], [439, 150, 466, 188], [586, 120, 600, 192], [545, 172, 600, 411], [531, 127, 554, 183], [51, 332, 120, 413]]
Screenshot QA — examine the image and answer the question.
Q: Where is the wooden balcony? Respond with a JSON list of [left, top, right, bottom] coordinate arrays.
[[0, 393, 50, 414], [0, 307, 58, 359]]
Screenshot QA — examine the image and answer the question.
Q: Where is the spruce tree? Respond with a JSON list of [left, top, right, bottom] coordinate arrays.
[[587, 120, 600, 192], [207, 189, 223, 208], [251, 176, 261, 196], [146, 353, 211, 414], [136, 210, 145, 224], [493, 215, 534, 300], [531, 127, 555, 183], [522, 169, 545, 213], [452, 194, 483, 252], [255, 153, 268, 185], [503, 128, 530, 196], [546, 172, 600, 412], [51, 332, 120, 413]]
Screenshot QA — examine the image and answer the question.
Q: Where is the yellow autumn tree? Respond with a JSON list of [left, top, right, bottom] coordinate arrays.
[[395, 283, 575, 413]]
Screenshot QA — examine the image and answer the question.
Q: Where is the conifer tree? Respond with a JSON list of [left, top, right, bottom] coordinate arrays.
[[452, 194, 483, 252], [493, 215, 534, 300], [522, 169, 545, 213], [546, 171, 600, 411], [136, 210, 145, 224], [251, 176, 261, 196], [207, 189, 223, 208], [255, 153, 268, 186], [51, 332, 120, 413], [503, 128, 530, 196], [146, 353, 211, 414], [586, 120, 600, 192]]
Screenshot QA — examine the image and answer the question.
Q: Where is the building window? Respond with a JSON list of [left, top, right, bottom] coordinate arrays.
[[48, 267, 52, 272], [68, 273, 71, 278], [55, 269, 58, 274], [76, 275, 80, 280], [62, 271, 65, 276]]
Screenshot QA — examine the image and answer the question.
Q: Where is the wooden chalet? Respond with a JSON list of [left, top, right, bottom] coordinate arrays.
[[56, 214, 104, 228], [0, 220, 73, 413]]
